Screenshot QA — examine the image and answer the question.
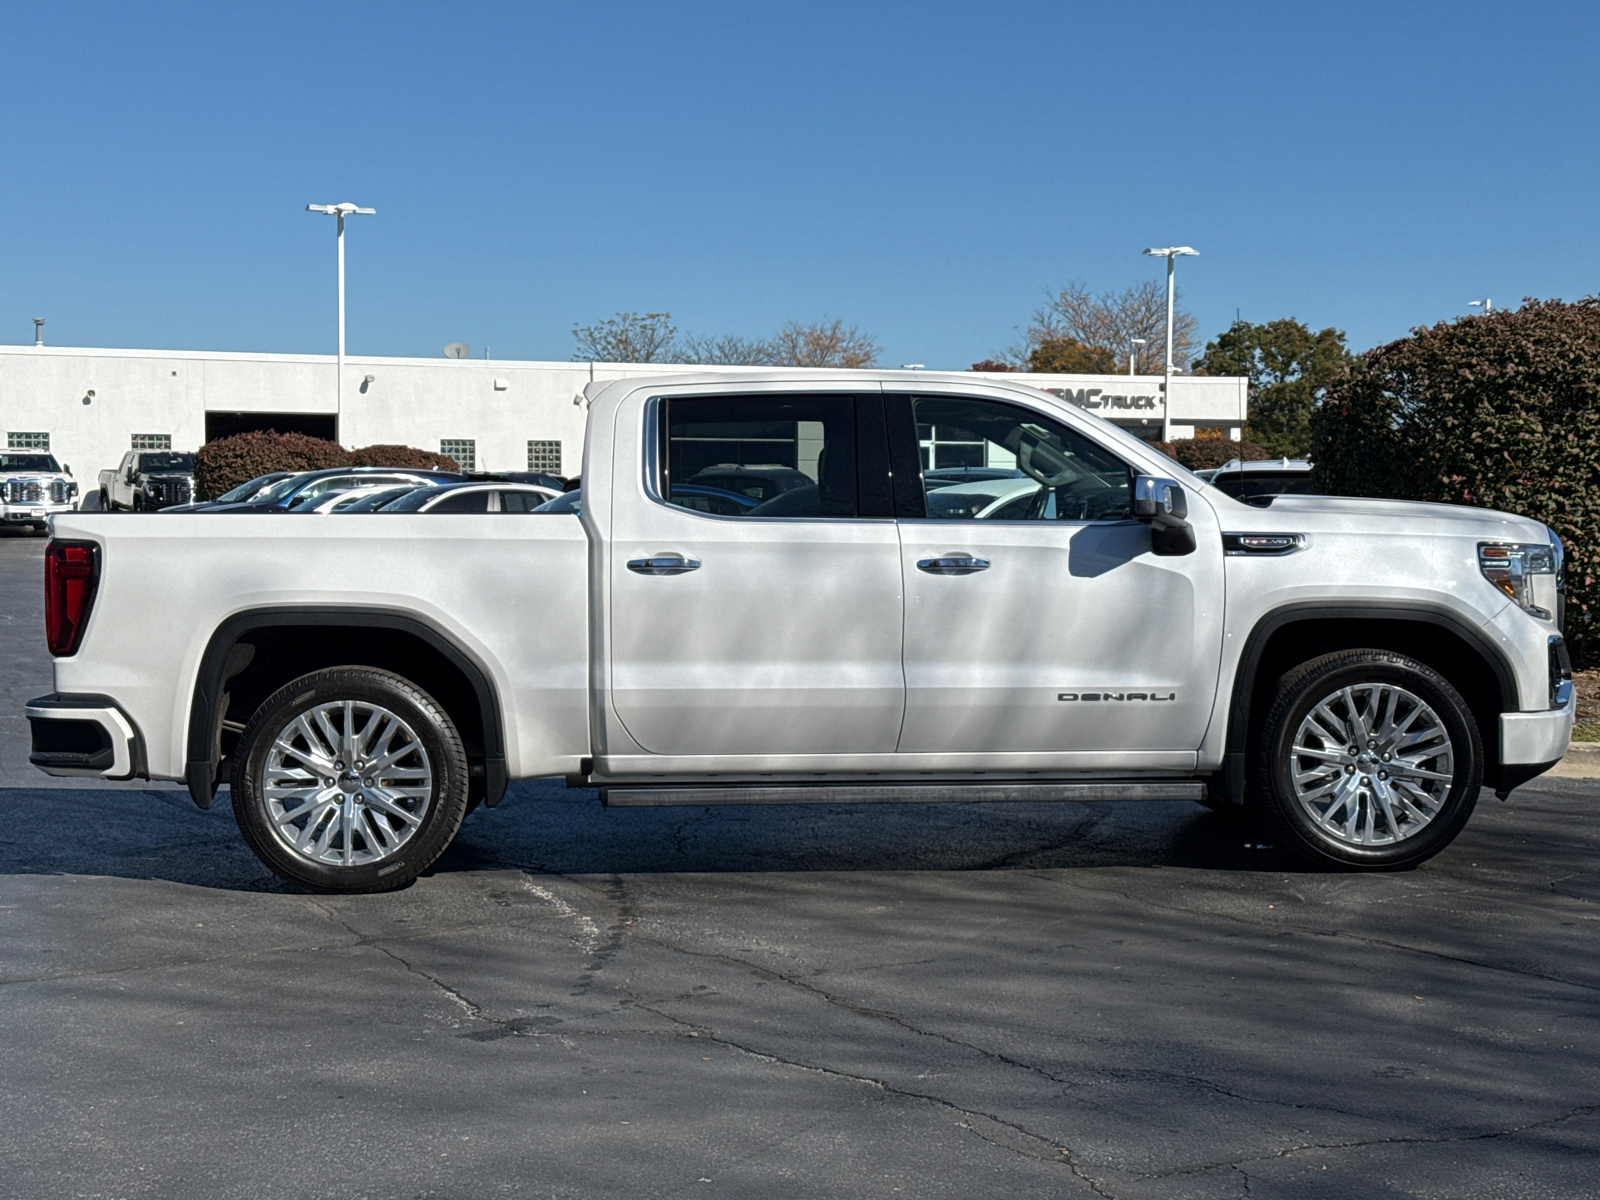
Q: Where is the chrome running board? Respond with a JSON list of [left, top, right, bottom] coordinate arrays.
[[600, 780, 1206, 807]]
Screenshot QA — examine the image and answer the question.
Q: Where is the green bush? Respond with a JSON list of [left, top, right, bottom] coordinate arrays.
[[1151, 437, 1270, 471], [1311, 298, 1600, 664], [194, 432, 461, 500]]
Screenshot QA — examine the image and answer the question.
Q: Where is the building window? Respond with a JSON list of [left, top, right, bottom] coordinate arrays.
[[7, 432, 49, 451], [917, 423, 990, 470], [131, 433, 172, 451], [441, 438, 476, 471], [527, 439, 561, 474]]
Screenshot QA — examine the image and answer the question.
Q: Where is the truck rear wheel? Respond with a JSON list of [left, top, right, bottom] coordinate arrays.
[[231, 668, 470, 892], [1254, 650, 1482, 870]]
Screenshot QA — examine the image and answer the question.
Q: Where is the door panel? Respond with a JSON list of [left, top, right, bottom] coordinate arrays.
[[607, 392, 906, 757], [893, 393, 1224, 757], [898, 520, 1221, 752]]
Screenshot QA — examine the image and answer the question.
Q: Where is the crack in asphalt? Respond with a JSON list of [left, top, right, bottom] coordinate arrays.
[[299, 896, 502, 1026], [613, 930, 1388, 1125], [1050, 876, 1600, 994], [627, 997, 1115, 1197], [1138, 1102, 1600, 1182]]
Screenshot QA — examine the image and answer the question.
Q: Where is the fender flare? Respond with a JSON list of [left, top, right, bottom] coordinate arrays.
[[186, 606, 507, 811], [1221, 601, 1518, 804]]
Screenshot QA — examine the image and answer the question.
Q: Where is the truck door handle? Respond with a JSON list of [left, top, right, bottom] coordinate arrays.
[[917, 555, 990, 575], [627, 554, 701, 576]]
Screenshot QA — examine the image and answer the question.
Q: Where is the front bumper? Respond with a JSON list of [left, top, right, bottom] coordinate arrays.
[[1501, 704, 1576, 766], [1494, 694, 1577, 796], [26, 694, 144, 779], [3, 503, 75, 524]]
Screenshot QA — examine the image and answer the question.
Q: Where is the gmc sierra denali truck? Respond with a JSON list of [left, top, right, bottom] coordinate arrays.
[[99, 450, 196, 511], [27, 372, 1575, 891], [2, 450, 78, 533]]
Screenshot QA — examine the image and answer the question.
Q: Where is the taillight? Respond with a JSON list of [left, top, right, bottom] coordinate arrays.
[[44, 540, 99, 657]]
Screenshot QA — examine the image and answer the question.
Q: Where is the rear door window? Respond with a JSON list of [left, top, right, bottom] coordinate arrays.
[[661, 395, 867, 518]]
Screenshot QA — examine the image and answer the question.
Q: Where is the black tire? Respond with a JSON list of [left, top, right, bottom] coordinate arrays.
[[231, 667, 470, 892], [1253, 649, 1482, 870], [97, 490, 111, 511]]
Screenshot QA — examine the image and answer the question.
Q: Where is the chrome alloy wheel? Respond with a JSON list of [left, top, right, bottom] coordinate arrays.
[[261, 700, 434, 867], [1288, 683, 1456, 847]]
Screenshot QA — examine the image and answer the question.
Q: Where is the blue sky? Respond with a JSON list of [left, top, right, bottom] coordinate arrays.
[[3, 1, 1596, 368]]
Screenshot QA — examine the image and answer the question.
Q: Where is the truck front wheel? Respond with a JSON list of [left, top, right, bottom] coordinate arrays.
[[231, 667, 470, 892], [1254, 650, 1483, 870]]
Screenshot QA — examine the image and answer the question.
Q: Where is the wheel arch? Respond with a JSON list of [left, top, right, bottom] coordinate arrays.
[[186, 607, 507, 812], [1223, 603, 1517, 803]]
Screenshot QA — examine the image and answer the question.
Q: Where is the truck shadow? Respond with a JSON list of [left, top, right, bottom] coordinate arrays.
[[0, 778, 1306, 891]]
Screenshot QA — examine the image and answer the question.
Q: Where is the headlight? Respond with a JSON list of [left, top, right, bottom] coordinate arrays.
[[1478, 541, 1557, 619]]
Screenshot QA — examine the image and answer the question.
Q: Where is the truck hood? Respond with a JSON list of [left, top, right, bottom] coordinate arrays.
[[1219, 493, 1550, 542]]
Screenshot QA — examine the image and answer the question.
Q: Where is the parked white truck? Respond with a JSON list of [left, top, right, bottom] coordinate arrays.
[[2, 450, 78, 533], [27, 373, 1575, 890]]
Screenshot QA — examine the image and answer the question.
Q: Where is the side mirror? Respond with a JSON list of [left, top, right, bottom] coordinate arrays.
[[1133, 475, 1196, 556], [63, 464, 72, 476]]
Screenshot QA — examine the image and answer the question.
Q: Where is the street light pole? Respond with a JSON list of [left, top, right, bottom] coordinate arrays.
[[306, 202, 376, 434], [1142, 246, 1198, 441], [1129, 338, 1147, 376], [1469, 298, 1492, 314]]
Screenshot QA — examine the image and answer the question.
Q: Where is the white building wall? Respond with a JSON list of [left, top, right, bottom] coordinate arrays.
[[0, 345, 1249, 485]]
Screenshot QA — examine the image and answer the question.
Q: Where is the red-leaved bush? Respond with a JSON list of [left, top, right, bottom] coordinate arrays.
[[1311, 298, 1600, 664], [1150, 437, 1270, 471], [194, 432, 459, 500], [349, 444, 461, 472]]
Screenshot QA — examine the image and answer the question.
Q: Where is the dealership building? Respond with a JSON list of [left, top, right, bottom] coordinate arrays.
[[0, 343, 1247, 481]]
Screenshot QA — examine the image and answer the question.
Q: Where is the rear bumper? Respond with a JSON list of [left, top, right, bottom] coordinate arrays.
[[26, 694, 144, 779]]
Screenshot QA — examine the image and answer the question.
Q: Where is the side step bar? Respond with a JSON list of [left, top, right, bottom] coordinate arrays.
[[601, 780, 1207, 807]]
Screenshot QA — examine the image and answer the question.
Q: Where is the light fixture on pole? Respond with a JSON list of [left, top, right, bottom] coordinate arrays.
[[1469, 298, 1492, 314], [1129, 338, 1147, 376], [306, 202, 377, 432], [1142, 246, 1198, 441]]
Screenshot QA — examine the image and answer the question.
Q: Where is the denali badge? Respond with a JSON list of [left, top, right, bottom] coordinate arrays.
[[1058, 692, 1176, 702]]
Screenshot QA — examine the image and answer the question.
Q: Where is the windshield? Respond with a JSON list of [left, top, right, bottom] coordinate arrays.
[[255, 475, 315, 504], [215, 473, 286, 502], [534, 490, 582, 514], [139, 453, 194, 473], [0, 453, 62, 473]]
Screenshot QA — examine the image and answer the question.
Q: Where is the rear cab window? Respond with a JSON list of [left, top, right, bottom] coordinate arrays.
[[659, 395, 874, 519]]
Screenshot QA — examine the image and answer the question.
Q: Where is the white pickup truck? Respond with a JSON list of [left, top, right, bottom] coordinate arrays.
[[2, 450, 78, 533], [27, 372, 1575, 891]]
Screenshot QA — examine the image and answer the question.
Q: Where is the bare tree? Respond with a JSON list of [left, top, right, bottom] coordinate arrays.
[[769, 319, 880, 369], [670, 333, 777, 366], [1013, 280, 1199, 373], [571, 312, 678, 363]]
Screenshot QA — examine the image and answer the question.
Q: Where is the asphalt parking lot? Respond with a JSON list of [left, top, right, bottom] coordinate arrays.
[[2, 529, 1598, 1199]]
